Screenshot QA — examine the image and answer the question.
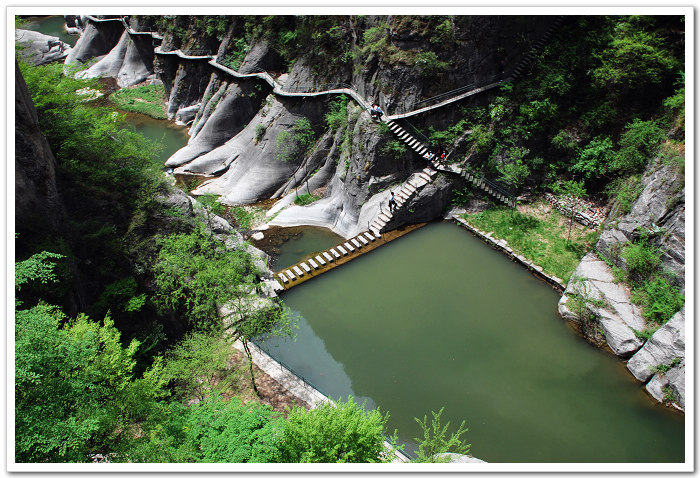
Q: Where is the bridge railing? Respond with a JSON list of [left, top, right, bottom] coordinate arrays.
[[392, 73, 503, 116]]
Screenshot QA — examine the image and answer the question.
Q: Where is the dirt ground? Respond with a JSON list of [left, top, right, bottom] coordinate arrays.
[[226, 350, 311, 416]]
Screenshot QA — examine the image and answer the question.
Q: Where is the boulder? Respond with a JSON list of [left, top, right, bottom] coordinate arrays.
[[627, 309, 685, 382], [76, 29, 155, 87], [64, 18, 123, 65], [558, 252, 644, 357], [166, 82, 261, 167], [184, 96, 326, 204], [175, 103, 201, 125], [15, 29, 70, 66], [645, 364, 684, 411]]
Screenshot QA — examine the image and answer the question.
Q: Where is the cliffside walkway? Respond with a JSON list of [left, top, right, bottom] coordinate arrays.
[[83, 14, 564, 208], [83, 14, 564, 122], [82, 14, 565, 288]]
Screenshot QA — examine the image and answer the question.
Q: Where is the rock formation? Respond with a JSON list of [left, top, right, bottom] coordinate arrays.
[[15, 29, 70, 66], [559, 155, 685, 409], [14, 59, 65, 241], [76, 29, 155, 87]]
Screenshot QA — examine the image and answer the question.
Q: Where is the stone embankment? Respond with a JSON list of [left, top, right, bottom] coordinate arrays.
[[452, 215, 566, 291]]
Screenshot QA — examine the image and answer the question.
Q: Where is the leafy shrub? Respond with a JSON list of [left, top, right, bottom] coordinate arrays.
[[612, 119, 665, 173], [325, 95, 349, 131], [621, 234, 661, 280], [254, 124, 266, 142], [381, 139, 407, 159], [606, 175, 642, 215], [293, 193, 320, 206], [275, 118, 315, 162], [278, 397, 393, 463], [430, 19, 456, 46], [230, 207, 256, 229], [572, 136, 614, 180], [592, 18, 679, 90], [414, 51, 449, 77], [631, 275, 684, 324]]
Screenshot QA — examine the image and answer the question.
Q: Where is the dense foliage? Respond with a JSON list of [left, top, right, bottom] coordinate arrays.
[[431, 15, 684, 202], [277, 397, 396, 463]]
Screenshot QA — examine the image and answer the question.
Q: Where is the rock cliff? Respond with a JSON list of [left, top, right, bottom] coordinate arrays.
[[14, 59, 65, 244], [558, 155, 685, 410], [63, 15, 555, 237]]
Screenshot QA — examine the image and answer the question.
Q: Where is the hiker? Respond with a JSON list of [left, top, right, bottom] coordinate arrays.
[[389, 192, 398, 212], [370, 103, 384, 120], [425, 151, 435, 165], [498, 59, 505, 82]]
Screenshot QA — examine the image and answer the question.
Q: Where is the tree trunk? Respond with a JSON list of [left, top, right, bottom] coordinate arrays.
[[242, 340, 259, 396]]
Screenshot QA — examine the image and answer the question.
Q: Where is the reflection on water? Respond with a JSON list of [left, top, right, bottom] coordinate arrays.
[[254, 225, 345, 272], [262, 222, 684, 463], [260, 313, 375, 410], [120, 113, 190, 165]]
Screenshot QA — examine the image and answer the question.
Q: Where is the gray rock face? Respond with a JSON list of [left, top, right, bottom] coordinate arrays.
[[596, 159, 685, 291], [166, 81, 262, 167], [15, 29, 71, 66], [179, 97, 301, 200], [645, 362, 684, 411], [238, 37, 283, 74], [558, 253, 644, 357], [76, 29, 154, 87], [15, 60, 65, 236], [64, 19, 123, 65], [175, 103, 200, 125], [161, 60, 216, 121], [627, 309, 685, 382]]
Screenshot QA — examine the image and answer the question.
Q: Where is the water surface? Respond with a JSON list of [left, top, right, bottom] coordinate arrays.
[[261, 222, 684, 463], [23, 15, 79, 47], [121, 113, 190, 164]]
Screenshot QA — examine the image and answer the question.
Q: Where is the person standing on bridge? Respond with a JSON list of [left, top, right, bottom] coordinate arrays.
[[370, 103, 384, 120]]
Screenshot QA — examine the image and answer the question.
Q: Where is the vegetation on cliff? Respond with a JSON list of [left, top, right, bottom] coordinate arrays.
[[15, 57, 470, 464]]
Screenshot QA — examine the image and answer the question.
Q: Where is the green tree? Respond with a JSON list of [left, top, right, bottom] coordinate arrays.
[[592, 17, 679, 91], [123, 395, 283, 463], [552, 180, 587, 243], [275, 117, 315, 163], [611, 119, 665, 174], [413, 408, 471, 463], [572, 136, 615, 180], [162, 329, 243, 401], [278, 397, 397, 463], [15, 253, 166, 462], [153, 225, 293, 394]]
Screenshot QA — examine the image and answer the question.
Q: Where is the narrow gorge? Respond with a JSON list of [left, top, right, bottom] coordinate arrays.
[[14, 12, 687, 467]]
